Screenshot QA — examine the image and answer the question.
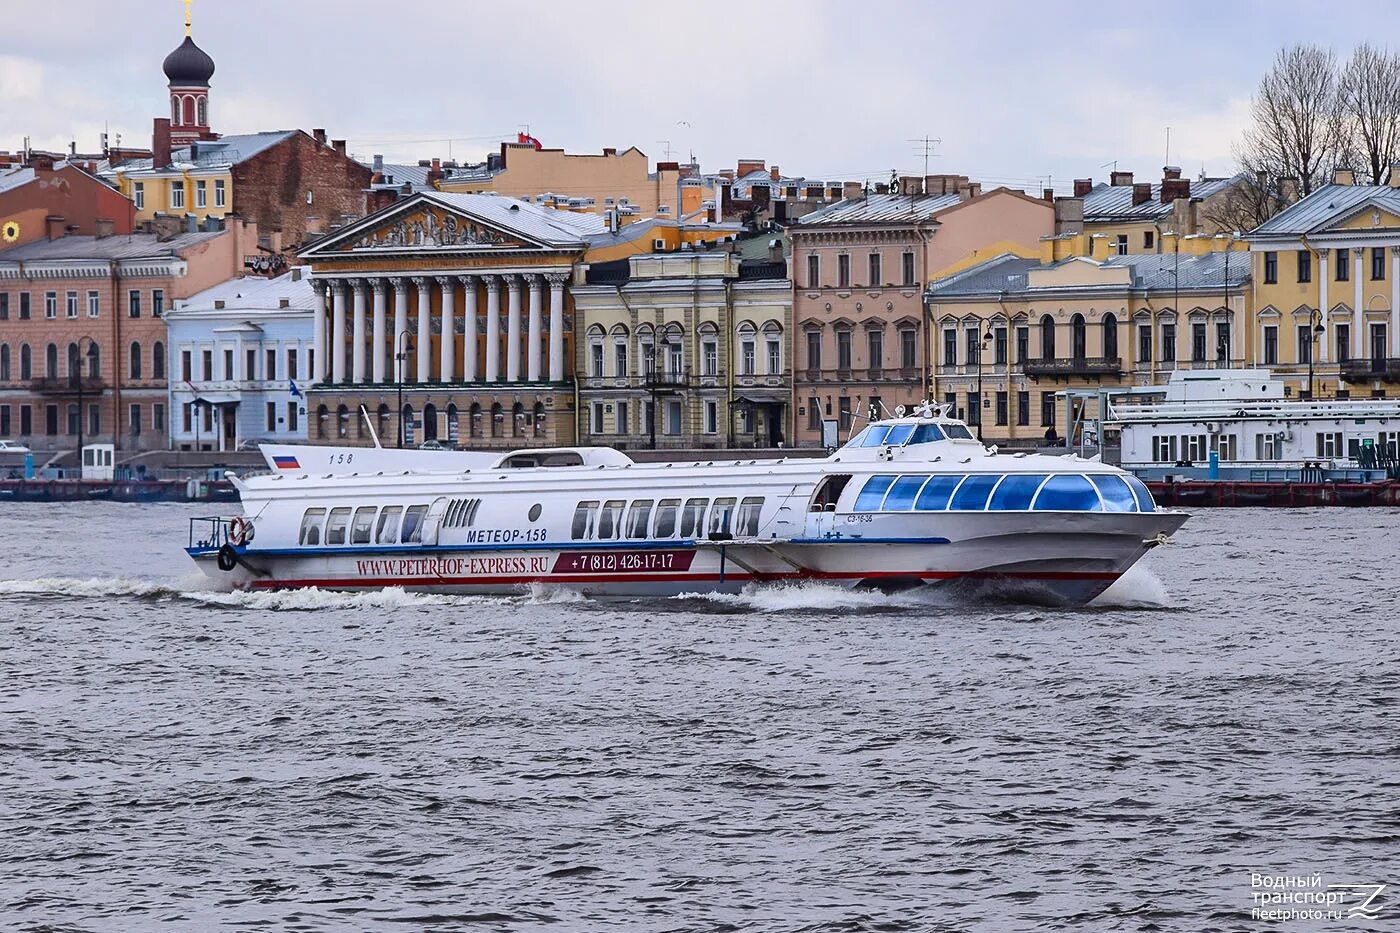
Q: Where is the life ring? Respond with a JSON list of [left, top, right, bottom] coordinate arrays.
[[228, 516, 249, 545]]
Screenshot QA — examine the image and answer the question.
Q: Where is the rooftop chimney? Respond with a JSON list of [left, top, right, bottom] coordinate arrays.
[[45, 215, 65, 241], [153, 118, 172, 169], [770, 165, 781, 181], [313, 128, 327, 146], [372, 153, 384, 173], [427, 157, 444, 187], [1333, 167, 1356, 186], [1388, 164, 1400, 188], [1163, 165, 1182, 180], [1160, 177, 1191, 203], [94, 218, 114, 239], [603, 147, 616, 156], [1042, 188, 1055, 202], [1110, 170, 1134, 187], [1280, 176, 1300, 204], [1132, 182, 1152, 206], [332, 139, 346, 157], [1073, 178, 1093, 197]]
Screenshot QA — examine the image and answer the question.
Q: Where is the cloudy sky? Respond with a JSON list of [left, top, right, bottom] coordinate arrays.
[[2, 0, 1392, 192]]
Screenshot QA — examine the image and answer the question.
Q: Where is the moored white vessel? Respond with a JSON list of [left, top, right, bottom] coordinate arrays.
[[188, 405, 1187, 605]]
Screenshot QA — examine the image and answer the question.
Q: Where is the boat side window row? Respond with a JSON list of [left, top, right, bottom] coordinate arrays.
[[444, 498, 481, 529], [298, 504, 429, 546], [852, 472, 1156, 513], [570, 496, 764, 541]]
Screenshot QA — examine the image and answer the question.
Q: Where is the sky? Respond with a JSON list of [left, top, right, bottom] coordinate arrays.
[[2, 0, 1397, 193]]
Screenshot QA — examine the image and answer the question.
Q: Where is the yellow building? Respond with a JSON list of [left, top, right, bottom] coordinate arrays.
[[926, 234, 1250, 445], [1246, 170, 1400, 398], [1075, 167, 1247, 256]]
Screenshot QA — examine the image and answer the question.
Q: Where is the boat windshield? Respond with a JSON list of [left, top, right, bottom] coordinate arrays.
[[943, 423, 975, 440], [909, 423, 946, 444], [859, 426, 892, 447]]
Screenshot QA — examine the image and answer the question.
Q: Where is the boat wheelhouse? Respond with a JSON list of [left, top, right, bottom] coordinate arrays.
[[190, 404, 1186, 605]]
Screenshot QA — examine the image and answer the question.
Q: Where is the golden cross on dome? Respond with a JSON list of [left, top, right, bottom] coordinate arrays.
[[184, 0, 193, 36]]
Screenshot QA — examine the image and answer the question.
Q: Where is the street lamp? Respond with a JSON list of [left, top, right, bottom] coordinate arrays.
[[73, 336, 98, 475], [974, 325, 993, 442], [395, 330, 414, 449], [649, 338, 673, 450], [1307, 309, 1325, 400]]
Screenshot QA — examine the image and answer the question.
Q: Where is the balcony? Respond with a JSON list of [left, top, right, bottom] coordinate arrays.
[[1340, 358, 1400, 383], [1023, 356, 1122, 379], [30, 376, 108, 395], [642, 368, 691, 390]]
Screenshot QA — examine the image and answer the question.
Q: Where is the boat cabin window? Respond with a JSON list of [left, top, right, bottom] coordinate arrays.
[[943, 423, 975, 440], [854, 475, 896, 511], [909, 423, 946, 444], [709, 497, 737, 536], [653, 499, 680, 537], [859, 425, 893, 447], [299, 508, 326, 546], [1033, 475, 1102, 511], [351, 507, 376, 544], [376, 506, 402, 544], [882, 475, 926, 511], [988, 475, 1048, 511], [679, 498, 708, 538], [884, 424, 916, 446], [598, 500, 625, 540], [571, 501, 599, 540], [915, 475, 964, 510], [1124, 475, 1156, 512], [626, 500, 654, 539], [949, 475, 1000, 510], [811, 474, 852, 511], [401, 504, 429, 543], [1088, 474, 1137, 512], [735, 497, 764, 536], [325, 507, 352, 545]]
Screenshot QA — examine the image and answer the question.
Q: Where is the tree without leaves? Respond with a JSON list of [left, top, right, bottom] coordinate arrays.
[[1339, 43, 1400, 184], [1201, 167, 1284, 233], [1239, 44, 1346, 197]]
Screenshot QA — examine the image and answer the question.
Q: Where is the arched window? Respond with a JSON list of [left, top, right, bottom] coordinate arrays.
[[196, 96, 207, 126], [20, 344, 32, 380], [401, 404, 415, 445], [183, 95, 195, 125], [67, 342, 79, 378], [377, 403, 391, 439], [0, 344, 9, 382], [1039, 314, 1055, 360], [469, 402, 483, 438], [533, 401, 546, 437], [336, 404, 350, 439], [610, 323, 629, 377], [316, 404, 329, 439], [1102, 313, 1118, 361], [587, 323, 606, 378], [636, 323, 656, 374], [490, 402, 504, 438], [512, 401, 525, 437], [423, 403, 438, 441], [446, 403, 458, 446], [662, 323, 685, 374], [171, 96, 180, 123], [152, 341, 166, 379], [1071, 313, 1087, 360], [129, 341, 142, 379]]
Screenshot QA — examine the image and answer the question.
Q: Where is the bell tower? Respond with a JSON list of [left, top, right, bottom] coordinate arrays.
[[162, 0, 216, 145]]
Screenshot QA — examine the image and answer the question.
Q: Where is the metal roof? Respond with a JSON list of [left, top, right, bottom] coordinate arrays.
[[0, 167, 36, 195], [1082, 175, 1240, 221], [926, 254, 1040, 296], [420, 192, 609, 245], [1249, 183, 1400, 236], [0, 229, 223, 261], [171, 267, 317, 314], [798, 192, 962, 225], [926, 250, 1249, 297], [110, 131, 297, 174]]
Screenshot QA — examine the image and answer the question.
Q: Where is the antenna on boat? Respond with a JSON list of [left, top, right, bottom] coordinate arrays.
[[359, 405, 383, 449]]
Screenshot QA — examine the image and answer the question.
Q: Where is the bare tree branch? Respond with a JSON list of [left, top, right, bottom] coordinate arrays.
[[1339, 43, 1400, 184], [1239, 44, 1346, 196]]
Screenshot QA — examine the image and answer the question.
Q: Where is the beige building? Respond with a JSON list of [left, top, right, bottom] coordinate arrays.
[[570, 250, 791, 449], [1075, 167, 1247, 256]]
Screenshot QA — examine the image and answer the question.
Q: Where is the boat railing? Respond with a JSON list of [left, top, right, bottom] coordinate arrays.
[[189, 516, 235, 550]]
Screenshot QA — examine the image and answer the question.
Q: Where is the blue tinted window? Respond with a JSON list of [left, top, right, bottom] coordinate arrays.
[[1125, 475, 1155, 512], [854, 474, 897, 511], [945, 424, 974, 440], [1033, 474, 1103, 511], [910, 423, 946, 444], [915, 475, 964, 510], [883, 475, 927, 510], [988, 474, 1048, 510], [845, 428, 871, 448], [1089, 474, 1137, 512], [949, 474, 1000, 510], [860, 426, 893, 447], [885, 424, 916, 446]]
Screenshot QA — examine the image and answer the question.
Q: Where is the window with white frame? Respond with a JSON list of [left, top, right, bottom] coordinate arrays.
[[1184, 434, 1208, 462], [765, 336, 781, 375], [171, 181, 185, 209], [1152, 435, 1178, 462], [133, 182, 145, 210], [1212, 433, 1237, 461], [195, 180, 207, 208], [66, 291, 78, 318], [214, 179, 226, 207], [86, 291, 100, 318], [45, 292, 57, 319], [664, 400, 682, 435], [1316, 432, 1343, 458], [589, 340, 604, 378], [701, 337, 717, 376], [1257, 433, 1282, 460], [703, 399, 718, 434], [590, 402, 605, 434]]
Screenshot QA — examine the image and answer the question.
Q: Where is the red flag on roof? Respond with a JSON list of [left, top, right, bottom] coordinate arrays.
[[517, 132, 542, 150]]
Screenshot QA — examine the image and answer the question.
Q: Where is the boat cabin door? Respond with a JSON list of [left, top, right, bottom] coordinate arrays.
[[419, 496, 451, 546], [808, 474, 851, 537]]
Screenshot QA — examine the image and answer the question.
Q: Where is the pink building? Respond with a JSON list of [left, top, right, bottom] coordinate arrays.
[[789, 176, 1054, 445]]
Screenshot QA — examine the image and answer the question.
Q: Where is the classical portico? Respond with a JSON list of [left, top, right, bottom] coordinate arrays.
[[300, 191, 594, 447]]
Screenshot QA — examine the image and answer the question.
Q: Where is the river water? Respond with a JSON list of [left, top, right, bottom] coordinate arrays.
[[0, 503, 1395, 932]]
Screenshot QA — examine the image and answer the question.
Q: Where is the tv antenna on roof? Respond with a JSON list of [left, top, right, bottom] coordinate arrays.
[[909, 135, 942, 177]]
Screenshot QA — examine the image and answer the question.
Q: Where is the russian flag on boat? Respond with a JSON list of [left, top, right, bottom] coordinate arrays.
[[272, 455, 300, 470]]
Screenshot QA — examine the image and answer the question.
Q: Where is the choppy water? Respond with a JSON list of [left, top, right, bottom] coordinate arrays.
[[1, 503, 1397, 932]]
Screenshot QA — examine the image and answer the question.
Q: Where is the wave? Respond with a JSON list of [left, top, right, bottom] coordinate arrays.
[[0, 577, 505, 612], [1091, 564, 1170, 609]]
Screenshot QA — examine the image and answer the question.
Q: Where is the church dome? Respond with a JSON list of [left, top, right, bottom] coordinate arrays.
[[162, 36, 215, 86]]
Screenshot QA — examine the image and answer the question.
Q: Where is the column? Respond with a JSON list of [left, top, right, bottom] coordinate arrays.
[[1317, 253, 1329, 363], [331, 280, 347, 384], [484, 274, 502, 381], [526, 274, 544, 382], [1353, 247, 1365, 361], [371, 278, 387, 383], [547, 272, 566, 382], [461, 275, 479, 382], [506, 275, 523, 381], [1391, 247, 1399, 356], [393, 278, 409, 382], [312, 280, 327, 382], [437, 275, 456, 383], [351, 280, 367, 383], [413, 276, 432, 384]]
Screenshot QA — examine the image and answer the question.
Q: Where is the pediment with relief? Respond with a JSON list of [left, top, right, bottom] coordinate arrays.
[[348, 208, 524, 250]]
